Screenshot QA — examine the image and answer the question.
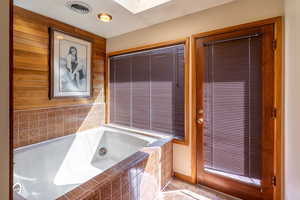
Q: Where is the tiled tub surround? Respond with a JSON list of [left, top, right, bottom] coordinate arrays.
[[14, 126, 173, 200], [13, 103, 105, 148]]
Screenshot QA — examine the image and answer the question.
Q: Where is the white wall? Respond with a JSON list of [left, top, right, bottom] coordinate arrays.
[[108, 0, 283, 52], [0, 0, 11, 198], [284, 0, 300, 199], [108, 0, 284, 176]]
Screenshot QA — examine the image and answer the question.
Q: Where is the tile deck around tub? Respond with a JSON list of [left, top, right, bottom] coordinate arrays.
[[55, 137, 173, 200]]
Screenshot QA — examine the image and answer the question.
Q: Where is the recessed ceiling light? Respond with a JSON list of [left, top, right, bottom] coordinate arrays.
[[97, 13, 112, 22]]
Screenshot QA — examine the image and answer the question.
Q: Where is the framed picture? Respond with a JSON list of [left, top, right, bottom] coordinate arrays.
[[49, 28, 92, 98]]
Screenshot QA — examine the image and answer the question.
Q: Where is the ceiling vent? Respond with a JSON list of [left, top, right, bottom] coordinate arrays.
[[66, 1, 92, 14]]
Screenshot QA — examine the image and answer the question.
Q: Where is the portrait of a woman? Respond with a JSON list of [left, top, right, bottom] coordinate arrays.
[[59, 44, 87, 92], [66, 46, 85, 89]]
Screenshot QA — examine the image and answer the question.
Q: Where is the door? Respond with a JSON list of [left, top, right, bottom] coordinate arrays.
[[195, 25, 275, 200]]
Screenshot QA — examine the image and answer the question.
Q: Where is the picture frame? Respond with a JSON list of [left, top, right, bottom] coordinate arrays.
[[49, 27, 93, 99]]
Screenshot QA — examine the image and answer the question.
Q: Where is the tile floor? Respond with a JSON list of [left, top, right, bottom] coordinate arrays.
[[158, 178, 241, 200]]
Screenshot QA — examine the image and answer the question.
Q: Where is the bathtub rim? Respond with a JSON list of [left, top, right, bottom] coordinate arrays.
[[13, 125, 168, 153]]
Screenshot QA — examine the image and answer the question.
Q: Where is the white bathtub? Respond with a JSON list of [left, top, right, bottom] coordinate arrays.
[[13, 126, 159, 200]]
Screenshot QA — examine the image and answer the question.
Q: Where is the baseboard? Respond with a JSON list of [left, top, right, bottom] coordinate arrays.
[[174, 172, 195, 184]]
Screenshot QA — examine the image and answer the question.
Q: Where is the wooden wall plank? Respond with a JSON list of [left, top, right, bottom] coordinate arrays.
[[14, 43, 48, 55]]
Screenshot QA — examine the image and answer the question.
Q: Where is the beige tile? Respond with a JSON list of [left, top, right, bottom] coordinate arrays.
[[14, 104, 105, 148], [160, 178, 240, 200]]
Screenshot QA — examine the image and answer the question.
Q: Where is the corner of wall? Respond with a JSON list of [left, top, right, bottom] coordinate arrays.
[[0, 0, 11, 198]]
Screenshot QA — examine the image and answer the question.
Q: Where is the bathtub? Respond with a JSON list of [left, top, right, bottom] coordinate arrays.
[[13, 126, 160, 200]]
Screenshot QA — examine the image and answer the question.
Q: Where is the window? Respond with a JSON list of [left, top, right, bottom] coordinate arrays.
[[109, 43, 186, 139]]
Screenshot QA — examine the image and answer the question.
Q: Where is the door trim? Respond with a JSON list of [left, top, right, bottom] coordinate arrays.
[[190, 17, 283, 200]]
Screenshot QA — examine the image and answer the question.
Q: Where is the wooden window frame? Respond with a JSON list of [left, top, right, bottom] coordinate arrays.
[[190, 17, 283, 200], [106, 38, 190, 145]]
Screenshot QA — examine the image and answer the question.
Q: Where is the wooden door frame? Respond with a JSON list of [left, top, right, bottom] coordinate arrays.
[[190, 17, 283, 200]]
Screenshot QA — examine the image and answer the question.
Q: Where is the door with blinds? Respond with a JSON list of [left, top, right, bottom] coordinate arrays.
[[195, 25, 275, 200]]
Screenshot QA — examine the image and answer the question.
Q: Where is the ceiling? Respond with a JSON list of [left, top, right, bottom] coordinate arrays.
[[14, 0, 235, 38]]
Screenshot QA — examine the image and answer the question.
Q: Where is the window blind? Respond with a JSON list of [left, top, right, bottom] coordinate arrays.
[[110, 44, 185, 139], [203, 36, 262, 180]]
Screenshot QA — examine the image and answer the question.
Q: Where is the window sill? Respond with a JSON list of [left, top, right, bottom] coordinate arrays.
[[173, 137, 189, 146], [104, 123, 173, 139], [104, 124, 189, 146]]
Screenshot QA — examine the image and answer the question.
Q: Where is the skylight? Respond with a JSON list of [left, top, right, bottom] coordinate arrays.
[[114, 0, 171, 14]]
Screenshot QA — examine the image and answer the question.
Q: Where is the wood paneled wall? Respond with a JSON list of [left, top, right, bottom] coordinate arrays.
[[13, 6, 106, 148], [13, 6, 106, 110]]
